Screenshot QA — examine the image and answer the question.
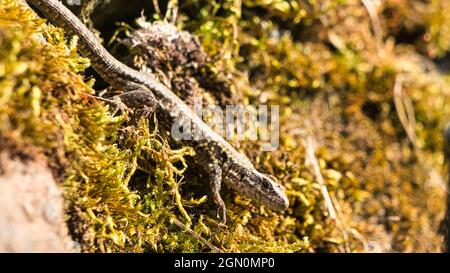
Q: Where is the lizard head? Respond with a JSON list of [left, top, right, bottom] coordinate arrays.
[[224, 168, 289, 211]]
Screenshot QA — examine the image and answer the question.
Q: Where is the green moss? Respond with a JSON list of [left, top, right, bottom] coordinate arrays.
[[174, 0, 449, 252]]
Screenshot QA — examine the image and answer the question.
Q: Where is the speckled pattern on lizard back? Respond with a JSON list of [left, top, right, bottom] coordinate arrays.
[[26, 0, 289, 222]]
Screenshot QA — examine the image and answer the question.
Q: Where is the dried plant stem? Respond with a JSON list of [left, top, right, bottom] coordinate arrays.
[[152, 0, 162, 17], [393, 75, 447, 192], [165, 0, 179, 24], [393, 75, 418, 148], [304, 136, 355, 252]]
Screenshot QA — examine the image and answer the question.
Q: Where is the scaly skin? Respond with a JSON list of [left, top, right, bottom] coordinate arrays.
[[26, 0, 289, 221]]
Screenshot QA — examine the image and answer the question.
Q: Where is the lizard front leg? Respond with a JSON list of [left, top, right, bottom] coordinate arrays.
[[99, 83, 157, 121], [116, 84, 157, 117]]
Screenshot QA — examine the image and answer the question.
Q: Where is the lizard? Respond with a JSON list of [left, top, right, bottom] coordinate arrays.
[[25, 0, 289, 222]]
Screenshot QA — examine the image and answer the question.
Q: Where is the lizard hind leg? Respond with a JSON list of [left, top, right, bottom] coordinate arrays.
[[204, 161, 227, 224]]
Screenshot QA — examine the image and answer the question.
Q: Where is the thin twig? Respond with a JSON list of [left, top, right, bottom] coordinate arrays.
[[331, 195, 351, 253], [362, 0, 384, 57], [152, 0, 162, 18], [393, 75, 447, 192], [304, 136, 336, 220], [303, 135, 357, 252], [164, 0, 179, 24], [393, 75, 418, 148], [171, 217, 223, 253]]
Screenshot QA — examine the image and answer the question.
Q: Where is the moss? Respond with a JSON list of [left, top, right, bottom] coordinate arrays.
[[0, 0, 307, 253]]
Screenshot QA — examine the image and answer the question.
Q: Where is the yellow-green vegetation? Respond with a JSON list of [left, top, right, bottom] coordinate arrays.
[[0, 0, 449, 252]]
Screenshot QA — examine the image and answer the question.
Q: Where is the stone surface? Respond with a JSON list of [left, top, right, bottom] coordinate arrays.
[[0, 149, 77, 253]]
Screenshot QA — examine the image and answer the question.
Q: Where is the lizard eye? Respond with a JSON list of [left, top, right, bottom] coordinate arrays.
[[262, 180, 270, 190]]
